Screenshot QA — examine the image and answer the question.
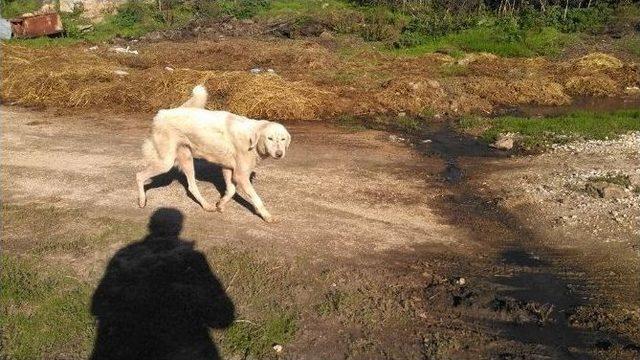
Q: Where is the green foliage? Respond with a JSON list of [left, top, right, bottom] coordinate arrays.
[[395, 25, 574, 57]]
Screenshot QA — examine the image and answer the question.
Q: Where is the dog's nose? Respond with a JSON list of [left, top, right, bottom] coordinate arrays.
[[275, 150, 283, 158]]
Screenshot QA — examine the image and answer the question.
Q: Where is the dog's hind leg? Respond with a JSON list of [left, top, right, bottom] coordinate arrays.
[[216, 168, 236, 212], [136, 138, 177, 208], [176, 146, 215, 212]]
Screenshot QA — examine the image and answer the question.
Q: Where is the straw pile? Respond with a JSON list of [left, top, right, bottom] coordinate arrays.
[[1, 44, 330, 120], [565, 75, 618, 97], [466, 77, 570, 106], [575, 52, 624, 70], [375, 79, 448, 113]]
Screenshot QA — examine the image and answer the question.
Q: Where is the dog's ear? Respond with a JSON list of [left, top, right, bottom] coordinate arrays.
[[248, 131, 258, 151], [285, 131, 291, 149]]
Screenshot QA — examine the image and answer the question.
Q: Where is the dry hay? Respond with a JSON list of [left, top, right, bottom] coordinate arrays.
[[564, 75, 618, 97], [1, 44, 330, 120], [466, 77, 570, 106], [374, 79, 448, 113], [226, 73, 331, 120], [575, 53, 624, 70], [106, 39, 338, 75]]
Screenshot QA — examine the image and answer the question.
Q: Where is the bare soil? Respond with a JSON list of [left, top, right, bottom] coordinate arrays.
[[2, 105, 639, 359]]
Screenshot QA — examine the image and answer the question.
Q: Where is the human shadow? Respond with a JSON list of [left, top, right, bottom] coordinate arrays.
[[143, 160, 256, 214], [90, 208, 235, 360]]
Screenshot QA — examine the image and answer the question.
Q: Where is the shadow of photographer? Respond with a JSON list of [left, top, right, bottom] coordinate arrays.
[[91, 208, 234, 360]]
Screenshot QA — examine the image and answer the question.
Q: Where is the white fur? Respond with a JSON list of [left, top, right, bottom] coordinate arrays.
[[136, 86, 291, 222], [179, 85, 208, 109]]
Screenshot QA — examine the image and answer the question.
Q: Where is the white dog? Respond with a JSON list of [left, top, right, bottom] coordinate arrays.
[[136, 86, 291, 222]]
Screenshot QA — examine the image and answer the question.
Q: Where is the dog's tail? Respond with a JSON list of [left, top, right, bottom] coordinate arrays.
[[179, 85, 208, 109]]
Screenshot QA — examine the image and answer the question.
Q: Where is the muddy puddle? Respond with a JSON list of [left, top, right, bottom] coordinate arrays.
[[374, 103, 640, 357], [422, 125, 637, 357]]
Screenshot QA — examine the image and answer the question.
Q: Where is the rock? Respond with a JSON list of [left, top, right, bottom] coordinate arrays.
[[250, 68, 262, 74], [111, 46, 138, 55], [113, 70, 129, 76], [490, 133, 514, 150], [164, 66, 174, 72], [273, 344, 283, 353], [77, 24, 93, 32], [585, 181, 627, 199], [625, 86, 640, 95]]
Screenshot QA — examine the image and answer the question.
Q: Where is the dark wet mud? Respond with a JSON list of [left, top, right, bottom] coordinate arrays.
[[387, 114, 640, 358]]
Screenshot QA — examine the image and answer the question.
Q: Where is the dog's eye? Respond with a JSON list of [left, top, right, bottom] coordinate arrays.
[[268, 137, 273, 141], [281, 138, 285, 141]]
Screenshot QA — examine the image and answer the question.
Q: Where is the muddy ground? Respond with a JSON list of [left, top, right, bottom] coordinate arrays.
[[2, 105, 639, 359]]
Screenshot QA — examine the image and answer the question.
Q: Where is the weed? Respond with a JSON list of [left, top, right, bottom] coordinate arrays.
[[439, 63, 468, 77], [588, 173, 632, 188], [394, 115, 423, 134], [335, 114, 367, 131]]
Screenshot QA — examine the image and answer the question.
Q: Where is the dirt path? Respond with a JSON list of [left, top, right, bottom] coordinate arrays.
[[2, 106, 639, 359], [1, 107, 464, 259]]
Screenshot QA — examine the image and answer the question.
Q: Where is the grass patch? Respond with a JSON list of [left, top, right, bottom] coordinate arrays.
[[0, 255, 94, 359], [394, 26, 575, 57], [225, 312, 297, 355], [439, 63, 469, 77], [621, 34, 640, 57], [459, 110, 640, 149], [1, 203, 144, 256], [0, 0, 40, 18], [335, 114, 367, 131]]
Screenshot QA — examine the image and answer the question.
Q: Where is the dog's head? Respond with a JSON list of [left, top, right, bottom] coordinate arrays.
[[253, 122, 291, 159]]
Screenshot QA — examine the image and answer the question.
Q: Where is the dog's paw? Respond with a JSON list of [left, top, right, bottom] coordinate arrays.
[[215, 202, 226, 212], [262, 214, 277, 223], [138, 198, 146, 208], [202, 203, 216, 212]]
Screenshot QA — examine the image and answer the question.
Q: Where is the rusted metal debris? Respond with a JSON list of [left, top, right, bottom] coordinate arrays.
[[10, 12, 64, 39]]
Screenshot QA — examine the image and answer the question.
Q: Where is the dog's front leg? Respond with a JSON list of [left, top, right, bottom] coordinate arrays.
[[234, 170, 273, 223]]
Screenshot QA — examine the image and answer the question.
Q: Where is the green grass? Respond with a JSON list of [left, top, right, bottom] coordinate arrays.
[[225, 312, 297, 355], [0, 255, 94, 359], [394, 26, 576, 57], [459, 110, 640, 149], [0, 0, 40, 19]]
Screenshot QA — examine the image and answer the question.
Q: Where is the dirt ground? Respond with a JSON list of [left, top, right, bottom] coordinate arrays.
[[2, 105, 639, 359]]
